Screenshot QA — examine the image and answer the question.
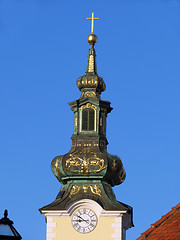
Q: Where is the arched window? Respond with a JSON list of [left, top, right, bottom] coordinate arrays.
[[82, 108, 95, 131]]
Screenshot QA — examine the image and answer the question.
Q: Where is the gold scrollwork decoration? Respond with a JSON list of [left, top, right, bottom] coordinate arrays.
[[55, 159, 64, 177], [82, 185, 89, 193], [80, 91, 96, 99], [69, 185, 101, 198], [69, 185, 81, 198], [89, 185, 101, 197], [65, 151, 106, 175], [80, 103, 97, 111]]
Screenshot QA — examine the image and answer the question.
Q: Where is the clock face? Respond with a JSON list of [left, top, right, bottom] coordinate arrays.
[[71, 208, 98, 233]]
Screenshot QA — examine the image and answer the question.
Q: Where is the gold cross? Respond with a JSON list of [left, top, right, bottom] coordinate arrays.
[[87, 12, 99, 34]]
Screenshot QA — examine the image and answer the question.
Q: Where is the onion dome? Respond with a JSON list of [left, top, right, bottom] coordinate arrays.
[[77, 33, 106, 94], [51, 147, 126, 187]]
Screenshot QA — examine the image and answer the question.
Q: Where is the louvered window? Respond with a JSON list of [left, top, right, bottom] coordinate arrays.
[[82, 108, 95, 131]]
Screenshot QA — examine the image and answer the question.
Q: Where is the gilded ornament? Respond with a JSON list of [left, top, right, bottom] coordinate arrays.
[[89, 185, 101, 197], [82, 185, 89, 193], [86, 12, 99, 34], [81, 103, 97, 110], [88, 55, 94, 72], [55, 159, 64, 177], [69, 184, 101, 198], [80, 91, 96, 99], [69, 185, 81, 198], [65, 149, 106, 175]]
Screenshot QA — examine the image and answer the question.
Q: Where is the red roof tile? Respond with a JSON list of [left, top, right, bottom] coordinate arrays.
[[137, 203, 180, 240]]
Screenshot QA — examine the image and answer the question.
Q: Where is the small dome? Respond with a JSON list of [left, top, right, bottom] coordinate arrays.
[[77, 74, 106, 93]]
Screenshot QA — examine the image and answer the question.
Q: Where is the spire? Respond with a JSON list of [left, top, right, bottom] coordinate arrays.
[[86, 12, 99, 73], [76, 12, 106, 96], [86, 42, 97, 74]]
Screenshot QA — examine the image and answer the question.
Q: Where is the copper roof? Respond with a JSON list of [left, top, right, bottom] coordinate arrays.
[[137, 203, 180, 240]]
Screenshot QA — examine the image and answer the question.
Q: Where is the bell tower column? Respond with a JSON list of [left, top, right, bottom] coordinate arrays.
[[40, 12, 133, 240]]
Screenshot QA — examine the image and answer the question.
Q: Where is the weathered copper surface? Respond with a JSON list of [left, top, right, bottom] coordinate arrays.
[[40, 33, 131, 215]]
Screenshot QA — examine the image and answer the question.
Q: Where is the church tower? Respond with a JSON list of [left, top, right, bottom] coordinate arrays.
[[40, 13, 133, 240]]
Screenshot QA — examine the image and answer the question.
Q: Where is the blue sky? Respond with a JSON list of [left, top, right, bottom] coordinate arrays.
[[0, 0, 180, 239]]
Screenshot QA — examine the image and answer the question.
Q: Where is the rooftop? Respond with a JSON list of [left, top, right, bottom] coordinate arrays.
[[137, 203, 180, 240]]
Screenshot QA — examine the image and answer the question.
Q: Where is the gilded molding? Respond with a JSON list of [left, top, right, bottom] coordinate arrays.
[[89, 185, 101, 197], [80, 103, 97, 110], [80, 91, 96, 99], [69, 185, 81, 198], [69, 184, 101, 198]]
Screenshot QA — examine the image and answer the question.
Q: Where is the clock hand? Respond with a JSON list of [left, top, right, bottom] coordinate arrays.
[[77, 215, 89, 223]]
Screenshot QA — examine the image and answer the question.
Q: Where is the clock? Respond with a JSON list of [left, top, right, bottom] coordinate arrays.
[[71, 208, 98, 233]]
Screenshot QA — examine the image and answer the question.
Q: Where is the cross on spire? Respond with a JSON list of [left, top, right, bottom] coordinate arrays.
[[87, 12, 99, 34]]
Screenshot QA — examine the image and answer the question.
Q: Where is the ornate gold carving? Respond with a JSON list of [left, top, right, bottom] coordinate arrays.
[[69, 185, 81, 198], [69, 185, 101, 198], [88, 55, 94, 72], [89, 185, 101, 197], [55, 159, 64, 177], [82, 185, 89, 193], [80, 91, 96, 99], [65, 149, 106, 175], [80, 103, 97, 110]]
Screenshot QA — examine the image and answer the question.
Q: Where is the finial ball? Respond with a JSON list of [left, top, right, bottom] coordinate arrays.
[[88, 33, 97, 45]]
